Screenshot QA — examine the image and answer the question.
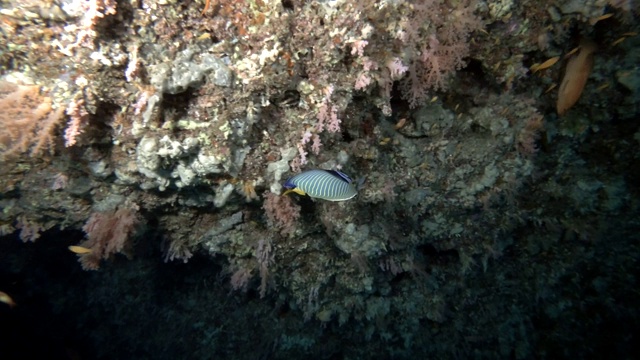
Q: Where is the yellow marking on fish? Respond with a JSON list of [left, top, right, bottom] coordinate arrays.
[[283, 188, 306, 197]]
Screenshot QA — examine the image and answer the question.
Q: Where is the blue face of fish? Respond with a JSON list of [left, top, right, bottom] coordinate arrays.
[[283, 169, 358, 201]]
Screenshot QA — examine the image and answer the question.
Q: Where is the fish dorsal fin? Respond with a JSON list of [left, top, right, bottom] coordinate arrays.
[[326, 170, 353, 184]]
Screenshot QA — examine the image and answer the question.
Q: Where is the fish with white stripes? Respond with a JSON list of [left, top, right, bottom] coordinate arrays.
[[283, 169, 358, 201]]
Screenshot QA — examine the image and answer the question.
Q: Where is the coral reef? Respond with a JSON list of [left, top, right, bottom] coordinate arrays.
[[0, 0, 639, 359]]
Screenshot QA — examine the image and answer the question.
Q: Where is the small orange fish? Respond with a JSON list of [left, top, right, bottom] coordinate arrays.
[[394, 118, 407, 130], [0, 291, 16, 308], [589, 13, 613, 25], [201, 0, 212, 15], [68, 245, 92, 254], [611, 37, 626, 47], [531, 56, 560, 73], [544, 83, 557, 94], [557, 40, 597, 116], [565, 46, 580, 58]]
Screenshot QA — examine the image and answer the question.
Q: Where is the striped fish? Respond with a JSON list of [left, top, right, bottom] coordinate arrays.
[[283, 169, 358, 201]]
